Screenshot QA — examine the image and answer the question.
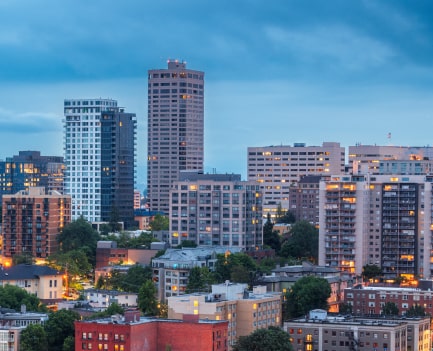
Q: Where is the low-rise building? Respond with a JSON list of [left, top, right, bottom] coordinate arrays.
[[95, 241, 159, 269], [0, 264, 63, 303], [257, 262, 352, 312], [284, 309, 431, 351], [83, 289, 138, 310], [344, 284, 433, 316], [152, 247, 242, 301], [0, 307, 48, 351], [74, 310, 228, 351], [168, 282, 282, 348]]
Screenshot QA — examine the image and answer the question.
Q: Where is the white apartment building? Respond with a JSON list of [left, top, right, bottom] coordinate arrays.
[[63, 98, 117, 222], [147, 60, 205, 214], [247, 142, 344, 219], [319, 174, 433, 280]]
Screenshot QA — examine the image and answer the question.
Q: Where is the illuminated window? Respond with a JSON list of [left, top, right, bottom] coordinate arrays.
[[193, 300, 199, 307]]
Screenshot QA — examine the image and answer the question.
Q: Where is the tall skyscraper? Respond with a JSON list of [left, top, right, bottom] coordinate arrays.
[[63, 99, 136, 227], [147, 60, 205, 213]]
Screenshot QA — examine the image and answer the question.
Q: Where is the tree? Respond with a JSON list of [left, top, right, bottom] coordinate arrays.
[[138, 280, 158, 316], [213, 252, 257, 283], [149, 214, 169, 231], [362, 264, 382, 282], [20, 324, 48, 351], [285, 276, 331, 319], [382, 302, 399, 316], [62, 336, 75, 351], [233, 326, 293, 351], [44, 309, 80, 351], [57, 216, 100, 256], [263, 213, 281, 252], [47, 249, 93, 280], [0, 284, 45, 312], [186, 266, 214, 293], [280, 221, 318, 263], [405, 304, 426, 317], [107, 265, 152, 292], [339, 302, 353, 315]]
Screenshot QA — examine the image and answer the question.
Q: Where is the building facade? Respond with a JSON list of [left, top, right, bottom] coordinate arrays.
[[344, 284, 433, 316], [284, 310, 431, 351], [169, 173, 263, 248], [0, 151, 64, 202], [348, 144, 433, 175], [75, 311, 228, 351], [168, 283, 282, 349], [152, 247, 242, 301], [0, 264, 63, 303], [289, 175, 323, 226], [247, 142, 344, 219], [2, 187, 71, 259], [63, 99, 136, 227], [147, 60, 205, 214], [318, 174, 433, 280]]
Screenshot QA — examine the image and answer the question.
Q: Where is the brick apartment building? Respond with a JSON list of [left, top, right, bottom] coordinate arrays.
[[2, 187, 71, 259], [75, 310, 228, 351], [344, 284, 433, 316]]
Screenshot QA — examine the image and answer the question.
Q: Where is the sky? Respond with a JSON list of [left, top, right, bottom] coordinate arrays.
[[1, 1, 433, 188]]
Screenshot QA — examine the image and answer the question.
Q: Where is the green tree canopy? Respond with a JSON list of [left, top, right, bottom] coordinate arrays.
[[0, 284, 45, 312], [175, 239, 198, 248], [44, 309, 80, 351], [138, 280, 158, 316], [105, 265, 152, 293], [20, 324, 48, 351], [106, 231, 158, 249], [405, 304, 427, 317], [57, 216, 100, 257], [186, 266, 214, 293], [263, 213, 281, 253], [149, 214, 169, 231], [47, 249, 93, 280], [362, 264, 382, 282], [382, 301, 399, 316], [280, 221, 318, 263], [285, 276, 331, 319], [233, 326, 293, 351], [213, 252, 257, 284]]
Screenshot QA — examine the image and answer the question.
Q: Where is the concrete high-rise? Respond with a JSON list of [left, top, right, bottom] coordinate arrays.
[[63, 99, 136, 226], [147, 60, 204, 214], [247, 142, 344, 219]]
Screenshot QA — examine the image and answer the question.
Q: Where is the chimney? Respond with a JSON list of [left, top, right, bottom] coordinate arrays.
[[124, 309, 140, 323]]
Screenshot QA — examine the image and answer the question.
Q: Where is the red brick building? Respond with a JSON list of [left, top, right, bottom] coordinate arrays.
[[2, 187, 71, 259], [344, 285, 433, 316], [75, 310, 228, 351]]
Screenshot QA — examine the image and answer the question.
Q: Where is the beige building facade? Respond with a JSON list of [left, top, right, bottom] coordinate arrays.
[[168, 282, 282, 348], [247, 142, 344, 219]]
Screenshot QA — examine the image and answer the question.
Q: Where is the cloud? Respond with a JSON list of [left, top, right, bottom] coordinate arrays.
[[264, 25, 395, 70], [0, 108, 61, 134]]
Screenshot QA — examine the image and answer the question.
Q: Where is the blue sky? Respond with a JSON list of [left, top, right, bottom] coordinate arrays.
[[1, 1, 433, 187]]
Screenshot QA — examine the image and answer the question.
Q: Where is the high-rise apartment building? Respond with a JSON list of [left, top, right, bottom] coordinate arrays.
[[63, 99, 136, 226], [147, 60, 204, 214], [318, 174, 433, 280], [169, 172, 263, 248], [0, 151, 64, 202], [2, 187, 71, 259], [247, 142, 344, 219]]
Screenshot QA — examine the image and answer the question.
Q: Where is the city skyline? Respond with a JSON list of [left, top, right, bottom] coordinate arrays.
[[1, 1, 433, 186]]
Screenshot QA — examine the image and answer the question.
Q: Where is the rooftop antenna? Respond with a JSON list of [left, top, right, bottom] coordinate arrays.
[[387, 132, 392, 146]]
